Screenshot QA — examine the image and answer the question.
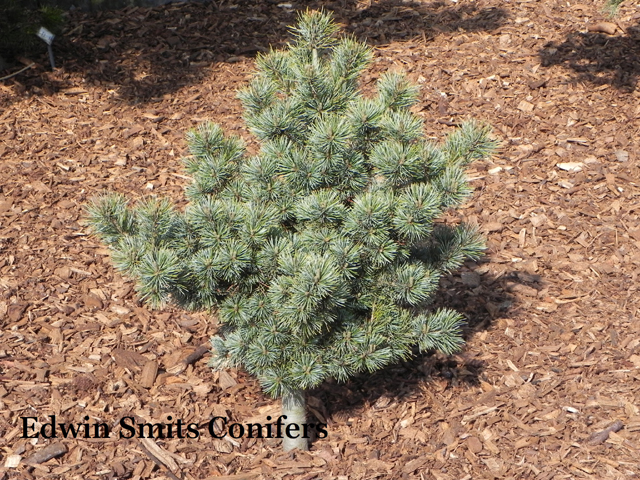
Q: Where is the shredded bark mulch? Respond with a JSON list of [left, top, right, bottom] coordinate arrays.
[[1, 0, 639, 478]]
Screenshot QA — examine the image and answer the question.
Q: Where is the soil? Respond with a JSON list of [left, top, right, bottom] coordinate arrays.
[[1, 0, 640, 478]]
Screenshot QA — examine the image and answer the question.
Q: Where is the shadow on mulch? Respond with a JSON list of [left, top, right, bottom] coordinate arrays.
[[6, 0, 507, 106], [310, 265, 537, 431], [539, 22, 640, 91]]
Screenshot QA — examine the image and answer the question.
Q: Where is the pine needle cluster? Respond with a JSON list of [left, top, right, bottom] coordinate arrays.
[[87, 10, 497, 399]]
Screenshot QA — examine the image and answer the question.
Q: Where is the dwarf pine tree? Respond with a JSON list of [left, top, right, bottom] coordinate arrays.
[[87, 10, 497, 451]]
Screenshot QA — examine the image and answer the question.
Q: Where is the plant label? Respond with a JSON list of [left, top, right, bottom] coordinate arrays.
[[37, 27, 55, 45]]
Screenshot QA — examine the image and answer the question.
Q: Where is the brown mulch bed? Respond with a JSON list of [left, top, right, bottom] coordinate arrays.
[[1, 0, 640, 478]]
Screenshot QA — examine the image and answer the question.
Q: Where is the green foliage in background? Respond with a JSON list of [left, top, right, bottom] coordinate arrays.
[[604, 0, 625, 15], [0, 0, 65, 62]]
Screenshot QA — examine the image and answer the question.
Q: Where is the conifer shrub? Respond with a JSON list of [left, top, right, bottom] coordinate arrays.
[[87, 10, 497, 451]]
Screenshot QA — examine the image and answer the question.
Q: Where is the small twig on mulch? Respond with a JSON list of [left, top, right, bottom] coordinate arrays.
[[184, 344, 210, 365], [166, 344, 210, 375], [24, 442, 67, 464], [202, 472, 261, 480], [0, 63, 35, 82], [587, 420, 624, 445], [138, 439, 182, 480]]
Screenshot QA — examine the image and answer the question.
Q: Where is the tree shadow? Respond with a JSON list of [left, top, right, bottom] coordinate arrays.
[[539, 23, 640, 91], [308, 263, 543, 436], [5, 0, 508, 106], [346, 0, 507, 42]]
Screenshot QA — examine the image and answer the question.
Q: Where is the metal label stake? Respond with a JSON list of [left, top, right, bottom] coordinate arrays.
[[37, 27, 56, 70]]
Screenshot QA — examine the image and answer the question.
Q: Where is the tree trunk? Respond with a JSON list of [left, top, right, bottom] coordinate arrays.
[[281, 389, 308, 451]]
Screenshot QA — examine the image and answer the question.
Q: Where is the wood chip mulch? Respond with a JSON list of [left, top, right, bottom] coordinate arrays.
[[1, 0, 639, 478]]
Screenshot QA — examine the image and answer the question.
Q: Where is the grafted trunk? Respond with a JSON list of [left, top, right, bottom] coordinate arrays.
[[281, 389, 308, 451]]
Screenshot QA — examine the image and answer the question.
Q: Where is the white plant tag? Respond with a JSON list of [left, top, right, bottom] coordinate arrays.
[[37, 27, 55, 45]]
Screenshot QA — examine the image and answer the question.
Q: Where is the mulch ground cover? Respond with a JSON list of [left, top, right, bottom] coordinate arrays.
[[1, 0, 640, 478]]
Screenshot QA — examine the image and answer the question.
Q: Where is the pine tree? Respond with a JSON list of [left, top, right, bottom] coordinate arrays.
[[86, 10, 497, 452]]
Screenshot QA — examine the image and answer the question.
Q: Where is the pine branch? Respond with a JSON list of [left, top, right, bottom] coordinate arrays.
[[289, 9, 340, 54], [376, 72, 420, 111], [85, 193, 137, 245], [443, 120, 499, 167], [414, 308, 466, 355]]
